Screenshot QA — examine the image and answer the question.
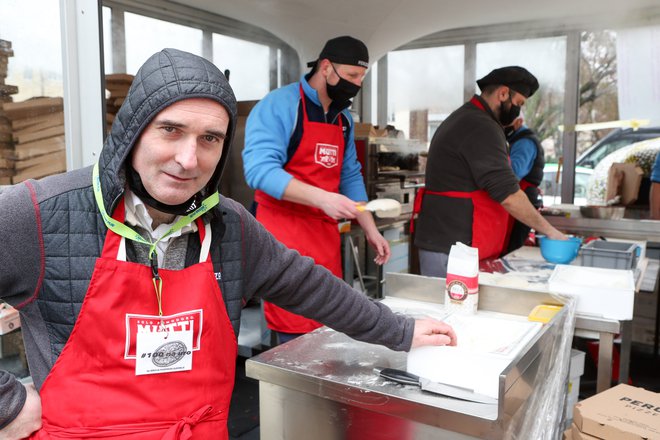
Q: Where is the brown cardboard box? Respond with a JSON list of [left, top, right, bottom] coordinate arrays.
[[573, 384, 660, 440], [354, 122, 375, 138], [606, 163, 644, 205], [572, 422, 602, 439], [353, 123, 390, 139], [236, 100, 259, 117], [564, 426, 573, 440]]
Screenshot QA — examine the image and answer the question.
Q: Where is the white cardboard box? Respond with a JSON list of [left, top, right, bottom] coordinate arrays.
[[0, 304, 20, 335], [548, 265, 635, 320]]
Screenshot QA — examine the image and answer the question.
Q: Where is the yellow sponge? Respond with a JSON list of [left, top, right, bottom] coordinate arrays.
[[528, 304, 563, 323]]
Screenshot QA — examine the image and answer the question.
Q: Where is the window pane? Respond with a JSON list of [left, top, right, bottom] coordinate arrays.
[[477, 37, 567, 205], [0, 0, 66, 186], [477, 37, 567, 163], [213, 34, 270, 101], [125, 13, 203, 74], [102, 6, 113, 74], [577, 26, 660, 167], [388, 46, 464, 141], [0, 0, 63, 102]]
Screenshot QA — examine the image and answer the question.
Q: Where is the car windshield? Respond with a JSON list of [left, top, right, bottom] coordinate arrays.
[[579, 139, 634, 168], [577, 127, 660, 169]]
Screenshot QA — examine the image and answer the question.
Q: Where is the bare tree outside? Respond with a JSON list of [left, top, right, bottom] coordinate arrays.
[[577, 30, 619, 155], [527, 30, 619, 163]]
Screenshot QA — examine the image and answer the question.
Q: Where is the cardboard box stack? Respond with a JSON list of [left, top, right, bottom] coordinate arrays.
[[0, 39, 19, 185], [572, 384, 660, 440], [1, 97, 66, 184], [105, 73, 134, 130], [353, 122, 389, 139]]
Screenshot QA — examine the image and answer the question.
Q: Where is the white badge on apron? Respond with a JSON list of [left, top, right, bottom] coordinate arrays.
[[135, 328, 193, 375]]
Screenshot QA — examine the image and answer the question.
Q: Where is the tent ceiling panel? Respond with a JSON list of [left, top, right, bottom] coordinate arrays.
[[172, 0, 660, 63]]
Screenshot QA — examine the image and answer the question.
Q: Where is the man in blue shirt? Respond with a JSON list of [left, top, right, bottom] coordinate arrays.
[[504, 116, 545, 254], [243, 36, 390, 343], [651, 151, 660, 220]]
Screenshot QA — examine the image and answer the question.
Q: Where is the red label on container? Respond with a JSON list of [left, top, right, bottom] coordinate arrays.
[[445, 273, 478, 302]]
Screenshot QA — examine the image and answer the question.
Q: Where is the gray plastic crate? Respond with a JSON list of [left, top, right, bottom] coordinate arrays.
[[580, 240, 639, 270]]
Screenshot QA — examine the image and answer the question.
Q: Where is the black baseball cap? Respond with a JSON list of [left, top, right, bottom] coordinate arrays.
[[307, 36, 369, 71], [476, 66, 539, 98]]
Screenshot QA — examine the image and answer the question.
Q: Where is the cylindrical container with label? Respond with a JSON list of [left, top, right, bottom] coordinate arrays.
[[445, 242, 479, 314]]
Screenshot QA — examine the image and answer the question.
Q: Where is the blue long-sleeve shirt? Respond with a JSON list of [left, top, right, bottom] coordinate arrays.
[[508, 125, 538, 181], [652, 151, 660, 183], [243, 74, 367, 202]]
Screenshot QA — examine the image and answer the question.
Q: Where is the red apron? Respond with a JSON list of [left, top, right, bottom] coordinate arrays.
[[29, 200, 236, 439], [255, 85, 345, 334], [412, 187, 510, 260], [411, 97, 512, 261]]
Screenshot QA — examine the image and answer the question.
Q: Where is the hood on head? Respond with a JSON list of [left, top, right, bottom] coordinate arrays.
[[98, 48, 237, 214]]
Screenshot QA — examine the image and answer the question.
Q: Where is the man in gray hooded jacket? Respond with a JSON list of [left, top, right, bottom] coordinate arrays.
[[0, 49, 455, 438]]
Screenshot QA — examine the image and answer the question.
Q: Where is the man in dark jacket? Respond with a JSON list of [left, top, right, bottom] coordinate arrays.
[[0, 49, 455, 439], [413, 66, 565, 277]]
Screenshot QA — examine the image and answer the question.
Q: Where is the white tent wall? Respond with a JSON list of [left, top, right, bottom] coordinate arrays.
[[54, 0, 660, 200], [617, 25, 660, 126]]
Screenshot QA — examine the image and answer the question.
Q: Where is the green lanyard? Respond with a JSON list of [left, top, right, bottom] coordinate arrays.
[[92, 162, 219, 316]]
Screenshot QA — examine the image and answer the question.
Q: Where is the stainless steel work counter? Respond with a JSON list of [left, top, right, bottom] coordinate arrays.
[[545, 212, 660, 364], [545, 213, 660, 242], [246, 274, 574, 439]]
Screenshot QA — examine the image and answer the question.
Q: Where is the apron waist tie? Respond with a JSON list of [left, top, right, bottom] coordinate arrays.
[[39, 405, 221, 439], [161, 405, 216, 440]]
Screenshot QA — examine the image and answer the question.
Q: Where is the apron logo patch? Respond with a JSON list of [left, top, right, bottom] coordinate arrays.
[[315, 143, 339, 168], [124, 309, 203, 359]]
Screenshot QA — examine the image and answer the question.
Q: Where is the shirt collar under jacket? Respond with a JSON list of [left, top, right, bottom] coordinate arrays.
[[124, 189, 198, 242]]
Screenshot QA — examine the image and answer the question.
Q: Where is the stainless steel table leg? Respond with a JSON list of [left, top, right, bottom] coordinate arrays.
[[597, 332, 614, 393], [618, 320, 632, 384]]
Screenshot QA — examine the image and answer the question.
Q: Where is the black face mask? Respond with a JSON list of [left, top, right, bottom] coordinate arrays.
[[326, 64, 361, 102], [126, 165, 202, 216], [498, 97, 521, 127]]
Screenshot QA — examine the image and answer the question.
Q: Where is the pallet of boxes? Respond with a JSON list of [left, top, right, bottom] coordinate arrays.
[[0, 38, 66, 184], [0, 39, 19, 185], [1, 96, 66, 184], [565, 384, 660, 439], [105, 73, 134, 131]]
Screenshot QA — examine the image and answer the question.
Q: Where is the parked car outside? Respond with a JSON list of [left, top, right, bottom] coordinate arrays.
[[586, 137, 660, 205], [540, 163, 593, 206], [577, 126, 660, 169]]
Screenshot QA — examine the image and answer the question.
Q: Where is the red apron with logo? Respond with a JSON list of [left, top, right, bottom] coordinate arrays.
[[255, 85, 345, 334], [29, 200, 236, 439], [411, 97, 512, 260]]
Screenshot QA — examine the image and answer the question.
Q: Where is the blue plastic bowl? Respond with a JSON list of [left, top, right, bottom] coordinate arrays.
[[538, 236, 582, 264]]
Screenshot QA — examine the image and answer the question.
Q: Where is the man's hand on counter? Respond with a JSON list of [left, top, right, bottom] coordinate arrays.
[[1, 383, 42, 439], [411, 319, 457, 348]]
